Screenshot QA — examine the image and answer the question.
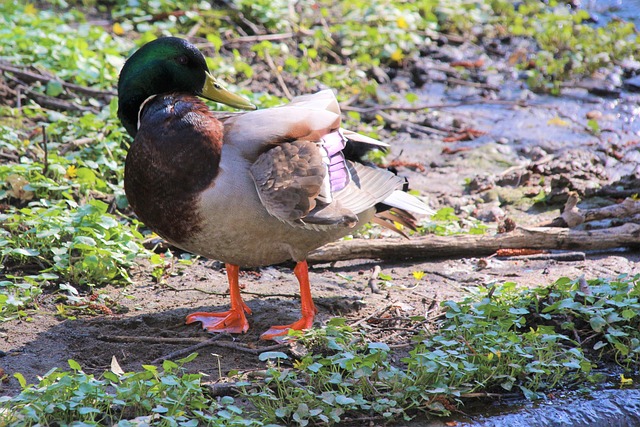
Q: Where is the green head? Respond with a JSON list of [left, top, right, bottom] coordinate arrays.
[[117, 37, 255, 137]]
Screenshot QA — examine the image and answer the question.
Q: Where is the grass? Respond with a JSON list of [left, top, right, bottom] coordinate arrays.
[[0, 0, 639, 425]]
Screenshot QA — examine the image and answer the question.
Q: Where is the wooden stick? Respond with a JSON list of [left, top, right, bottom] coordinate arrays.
[[376, 110, 449, 136], [0, 62, 116, 97], [263, 50, 293, 100], [98, 335, 207, 344], [152, 336, 225, 364], [561, 195, 640, 228], [41, 125, 48, 175], [341, 98, 528, 114], [307, 223, 640, 263], [367, 265, 382, 294], [496, 251, 586, 262]]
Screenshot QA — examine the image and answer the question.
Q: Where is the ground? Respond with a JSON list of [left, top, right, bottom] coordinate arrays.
[[1, 29, 640, 408]]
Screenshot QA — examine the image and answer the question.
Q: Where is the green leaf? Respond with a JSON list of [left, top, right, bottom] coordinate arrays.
[[593, 341, 608, 350], [68, 359, 82, 371], [368, 342, 390, 352], [621, 309, 636, 320], [259, 351, 289, 361], [335, 395, 356, 405], [45, 80, 64, 97], [10, 248, 40, 257], [14, 372, 27, 389], [589, 316, 607, 332]]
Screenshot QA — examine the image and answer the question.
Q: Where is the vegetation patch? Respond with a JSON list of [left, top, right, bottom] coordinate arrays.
[[2, 275, 638, 425]]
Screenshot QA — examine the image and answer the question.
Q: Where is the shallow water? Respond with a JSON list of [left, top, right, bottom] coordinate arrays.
[[460, 388, 640, 427], [584, 0, 640, 26], [414, 387, 640, 427]]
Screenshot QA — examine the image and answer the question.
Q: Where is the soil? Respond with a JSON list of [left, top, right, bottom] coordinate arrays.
[[1, 19, 640, 421]]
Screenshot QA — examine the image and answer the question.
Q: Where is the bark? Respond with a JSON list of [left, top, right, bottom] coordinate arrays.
[[561, 195, 640, 228], [307, 223, 640, 263]]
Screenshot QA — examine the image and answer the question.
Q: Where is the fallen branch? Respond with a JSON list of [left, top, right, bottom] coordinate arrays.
[[161, 282, 298, 298], [377, 110, 449, 136], [152, 335, 225, 364], [495, 251, 586, 262], [220, 29, 314, 45], [560, 194, 640, 228], [307, 223, 640, 263], [0, 62, 116, 98], [98, 335, 207, 344], [97, 334, 287, 362], [341, 98, 528, 114]]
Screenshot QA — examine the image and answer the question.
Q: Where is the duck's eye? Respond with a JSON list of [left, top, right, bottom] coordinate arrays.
[[176, 55, 189, 65], [214, 83, 222, 89]]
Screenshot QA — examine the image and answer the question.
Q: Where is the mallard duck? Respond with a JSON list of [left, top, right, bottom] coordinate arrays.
[[117, 37, 430, 340]]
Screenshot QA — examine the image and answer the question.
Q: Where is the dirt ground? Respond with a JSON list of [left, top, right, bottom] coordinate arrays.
[[2, 35, 640, 402]]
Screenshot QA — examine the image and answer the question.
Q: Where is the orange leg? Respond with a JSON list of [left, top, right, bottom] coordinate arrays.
[[261, 260, 318, 340], [186, 264, 251, 334]]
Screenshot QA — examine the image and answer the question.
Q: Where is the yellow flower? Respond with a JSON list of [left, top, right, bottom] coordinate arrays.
[[412, 271, 425, 281], [390, 49, 404, 63], [65, 165, 78, 179], [547, 116, 569, 127], [620, 374, 633, 386], [24, 4, 37, 15], [112, 22, 125, 36], [396, 17, 409, 29]]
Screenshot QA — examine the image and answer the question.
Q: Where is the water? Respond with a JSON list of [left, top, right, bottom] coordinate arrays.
[[582, 0, 640, 26], [458, 388, 640, 427]]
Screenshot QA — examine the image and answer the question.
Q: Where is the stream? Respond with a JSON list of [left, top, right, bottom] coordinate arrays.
[[403, 2, 640, 425]]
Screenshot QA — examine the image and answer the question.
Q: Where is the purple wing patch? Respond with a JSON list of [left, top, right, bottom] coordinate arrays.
[[321, 130, 350, 193]]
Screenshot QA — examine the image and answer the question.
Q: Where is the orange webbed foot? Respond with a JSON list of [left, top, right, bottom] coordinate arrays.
[[186, 304, 251, 334], [260, 260, 318, 341], [186, 263, 251, 334], [260, 314, 315, 340]]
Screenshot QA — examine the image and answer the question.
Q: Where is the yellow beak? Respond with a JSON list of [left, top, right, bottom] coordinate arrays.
[[201, 72, 256, 110]]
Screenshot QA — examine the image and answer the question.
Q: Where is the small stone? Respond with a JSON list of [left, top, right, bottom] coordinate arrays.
[[586, 110, 603, 120], [476, 205, 505, 222]]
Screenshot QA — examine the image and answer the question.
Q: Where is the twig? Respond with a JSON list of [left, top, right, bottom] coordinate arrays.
[[211, 341, 287, 355], [221, 30, 314, 45], [97, 334, 288, 362], [161, 282, 298, 299], [0, 151, 19, 162], [559, 194, 640, 228], [495, 251, 586, 262], [152, 335, 225, 364], [41, 125, 48, 175], [263, 49, 293, 100], [447, 77, 499, 91], [460, 392, 519, 398], [0, 62, 116, 97], [58, 137, 94, 155], [10, 77, 97, 112], [368, 265, 382, 294], [341, 99, 527, 114], [97, 335, 208, 344], [349, 303, 396, 327], [376, 110, 449, 136], [207, 382, 241, 397]]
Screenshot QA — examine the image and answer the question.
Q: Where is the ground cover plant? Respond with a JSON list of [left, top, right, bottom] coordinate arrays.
[[1, 0, 639, 425], [1, 275, 638, 425]]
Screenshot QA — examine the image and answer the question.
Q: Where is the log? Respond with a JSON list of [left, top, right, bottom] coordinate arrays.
[[307, 223, 640, 263]]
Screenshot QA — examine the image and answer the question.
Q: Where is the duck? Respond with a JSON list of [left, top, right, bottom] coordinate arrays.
[[117, 36, 430, 340]]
